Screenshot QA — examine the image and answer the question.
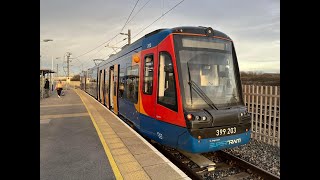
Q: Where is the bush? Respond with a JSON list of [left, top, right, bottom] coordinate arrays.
[[71, 74, 80, 81], [240, 71, 280, 86]]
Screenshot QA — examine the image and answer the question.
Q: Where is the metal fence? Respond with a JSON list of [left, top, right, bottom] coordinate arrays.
[[243, 85, 280, 147]]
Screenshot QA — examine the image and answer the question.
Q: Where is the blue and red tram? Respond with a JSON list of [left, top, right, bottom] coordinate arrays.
[[80, 26, 251, 153]]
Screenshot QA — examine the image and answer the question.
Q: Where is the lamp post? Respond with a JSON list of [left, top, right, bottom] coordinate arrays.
[[56, 57, 60, 78], [53, 57, 61, 92], [40, 39, 53, 69], [42, 39, 53, 42], [120, 29, 131, 45]]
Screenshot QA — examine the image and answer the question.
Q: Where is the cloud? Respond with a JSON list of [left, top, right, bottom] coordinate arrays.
[[40, 0, 279, 74]]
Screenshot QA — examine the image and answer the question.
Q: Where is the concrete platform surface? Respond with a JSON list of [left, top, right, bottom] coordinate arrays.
[[41, 89, 190, 180], [40, 89, 115, 180]]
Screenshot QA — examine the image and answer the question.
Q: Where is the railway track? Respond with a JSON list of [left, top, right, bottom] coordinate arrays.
[[149, 140, 280, 180], [119, 116, 279, 180]]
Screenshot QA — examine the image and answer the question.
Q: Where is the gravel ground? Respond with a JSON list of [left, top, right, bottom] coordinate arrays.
[[159, 138, 280, 179], [203, 152, 259, 180], [223, 138, 280, 177], [202, 167, 244, 180]]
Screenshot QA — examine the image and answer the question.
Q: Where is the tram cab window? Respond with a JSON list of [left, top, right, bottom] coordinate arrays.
[[158, 52, 177, 111], [143, 55, 154, 95]]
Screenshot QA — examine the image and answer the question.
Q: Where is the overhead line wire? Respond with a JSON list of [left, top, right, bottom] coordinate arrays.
[[121, 0, 140, 32], [73, 0, 140, 60], [74, 0, 185, 73], [132, 0, 185, 39]]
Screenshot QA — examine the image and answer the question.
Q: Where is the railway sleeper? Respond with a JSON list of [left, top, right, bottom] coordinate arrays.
[[179, 150, 216, 172], [181, 158, 190, 164]]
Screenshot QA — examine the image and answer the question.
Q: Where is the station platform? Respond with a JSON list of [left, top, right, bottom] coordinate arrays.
[[40, 89, 189, 180]]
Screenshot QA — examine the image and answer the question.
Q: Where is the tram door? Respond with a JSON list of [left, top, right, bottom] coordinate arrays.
[[110, 67, 114, 110], [99, 69, 104, 103], [109, 65, 119, 114], [155, 37, 182, 127], [113, 64, 119, 114], [97, 70, 100, 101], [105, 68, 109, 107], [140, 48, 157, 134]]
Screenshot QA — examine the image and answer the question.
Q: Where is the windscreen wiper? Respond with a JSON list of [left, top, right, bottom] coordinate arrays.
[[188, 80, 218, 110], [187, 62, 193, 105], [187, 62, 218, 110]]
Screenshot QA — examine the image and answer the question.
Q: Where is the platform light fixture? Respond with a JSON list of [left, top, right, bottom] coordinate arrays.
[[42, 39, 53, 42]]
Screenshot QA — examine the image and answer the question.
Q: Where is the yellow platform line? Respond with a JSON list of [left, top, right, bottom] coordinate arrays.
[[75, 90, 123, 180]]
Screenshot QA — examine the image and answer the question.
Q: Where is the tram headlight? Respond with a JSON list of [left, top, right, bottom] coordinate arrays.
[[195, 116, 200, 120], [186, 114, 193, 121], [205, 27, 214, 36], [202, 116, 207, 121]]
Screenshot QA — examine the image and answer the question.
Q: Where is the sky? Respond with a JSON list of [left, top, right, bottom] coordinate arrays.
[[40, 0, 280, 76]]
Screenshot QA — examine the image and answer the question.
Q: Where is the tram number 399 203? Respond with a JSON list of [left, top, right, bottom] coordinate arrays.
[[216, 127, 236, 136]]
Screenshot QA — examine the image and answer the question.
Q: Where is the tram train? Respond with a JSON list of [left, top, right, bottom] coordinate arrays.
[[80, 26, 251, 153]]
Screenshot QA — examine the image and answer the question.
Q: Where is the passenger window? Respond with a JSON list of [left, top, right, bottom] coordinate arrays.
[[119, 69, 125, 98], [106, 82, 109, 93], [114, 75, 117, 96], [158, 52, 177, 111], [143, 55, 154, 95], [126, 65, 139, 103]]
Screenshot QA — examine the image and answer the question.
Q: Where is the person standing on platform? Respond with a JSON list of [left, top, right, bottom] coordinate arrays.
[[55, 80, 63, 98], [44, 78, 50, 98]]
